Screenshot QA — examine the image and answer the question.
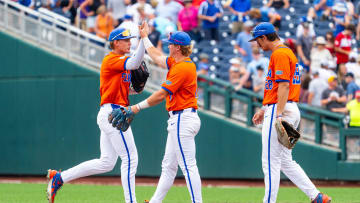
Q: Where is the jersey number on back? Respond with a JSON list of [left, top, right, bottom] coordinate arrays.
[[292, 64, 301, 85]]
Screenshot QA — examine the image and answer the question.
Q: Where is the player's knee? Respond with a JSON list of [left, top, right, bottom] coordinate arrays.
[[100, 158, 117, 172]]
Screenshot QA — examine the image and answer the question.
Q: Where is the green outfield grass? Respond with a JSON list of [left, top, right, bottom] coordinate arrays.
[[0, 183, 359, 203]]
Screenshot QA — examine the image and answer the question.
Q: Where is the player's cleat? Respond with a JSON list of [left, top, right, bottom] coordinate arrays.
[[47, 169, 63, 203], [312, 193, 331, 203]]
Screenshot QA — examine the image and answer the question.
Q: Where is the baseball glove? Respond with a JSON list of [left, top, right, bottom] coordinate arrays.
[[131, 61, 149, 93], [275, 120, 300, 149], [108, 106, 134, 132]]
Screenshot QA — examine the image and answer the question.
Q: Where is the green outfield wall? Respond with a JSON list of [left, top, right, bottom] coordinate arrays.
[[1, 31, 359, 180]]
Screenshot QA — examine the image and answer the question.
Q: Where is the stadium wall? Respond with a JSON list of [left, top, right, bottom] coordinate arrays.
[[1, 31, 359, 180]]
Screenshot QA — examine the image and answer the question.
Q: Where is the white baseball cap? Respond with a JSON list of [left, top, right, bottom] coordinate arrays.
[[315, 36, 326, 45], [349, 52, 358, 59]]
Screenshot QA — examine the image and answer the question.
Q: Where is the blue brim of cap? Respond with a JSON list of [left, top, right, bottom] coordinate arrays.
[[248, 37, 258, 42], [162, 38, 190, 45], [162, 38, 174, 44]]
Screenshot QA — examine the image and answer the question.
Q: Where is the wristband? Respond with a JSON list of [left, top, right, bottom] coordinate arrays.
[[276, 115, 282, 118], [137, 99, 150, 110], [143, 37, 154, 49]]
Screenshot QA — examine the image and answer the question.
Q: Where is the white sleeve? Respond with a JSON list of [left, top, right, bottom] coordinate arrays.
[[125, 39, 145, 70]]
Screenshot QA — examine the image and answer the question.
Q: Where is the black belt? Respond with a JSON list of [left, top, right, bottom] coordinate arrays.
[[266, 101, 294, 106], [169, 108, 197, 117]]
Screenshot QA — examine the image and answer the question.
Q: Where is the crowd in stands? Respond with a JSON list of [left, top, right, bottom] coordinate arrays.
[[14, 0, 360, 127]]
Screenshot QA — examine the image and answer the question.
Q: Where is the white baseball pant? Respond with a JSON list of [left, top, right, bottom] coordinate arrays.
[[61, 103, 138, 203], [150, 108, 202, 203], [262, 102, 319, 203]]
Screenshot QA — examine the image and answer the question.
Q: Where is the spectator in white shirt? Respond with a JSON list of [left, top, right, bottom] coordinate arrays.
[[156, 0, 183, 24], [346, 52, 360, 86], [310, 36, 333, 73], [308, 71, 329, 106], [318, 59, 337, 82], [126, 0, 155, 25]]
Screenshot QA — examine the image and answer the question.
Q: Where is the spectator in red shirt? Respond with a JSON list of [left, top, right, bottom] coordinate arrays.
[[178, 0, 201, 41], [334, 24, 355, 66]]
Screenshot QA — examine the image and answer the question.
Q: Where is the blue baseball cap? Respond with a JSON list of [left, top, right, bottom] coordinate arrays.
[[248, 22, 276, 42], [162, 31, 191, 46], [109, 28, 135, 42]]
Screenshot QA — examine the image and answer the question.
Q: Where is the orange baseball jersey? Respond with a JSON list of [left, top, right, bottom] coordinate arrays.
[[263, 45, 301, 105], [161, 57, 198, 111], [100, 52, 131, 106]]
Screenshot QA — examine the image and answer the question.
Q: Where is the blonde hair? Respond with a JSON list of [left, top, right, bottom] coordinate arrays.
[[180, 44, 193, 57]]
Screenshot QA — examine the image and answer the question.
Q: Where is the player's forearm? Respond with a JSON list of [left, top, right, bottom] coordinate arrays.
[[126, 39, 145, 70], [133, 88, 168, 113], [143, 37, 167, 69], [276, 82, 289, 117]]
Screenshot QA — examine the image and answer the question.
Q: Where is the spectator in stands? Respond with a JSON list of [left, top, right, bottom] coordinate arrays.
[[337, 63, 348, 90], [94, 5, 113, 39], [227, 0, 251, 34], [248, 7, 281, 29], [296, 22, 313, 72], [78, 0, 88, 30], [80, 0, 104, 33], [237, 47, 269, 90], [154, 16, 177, 53], [325, 31, 336, 56], [299, 73, 311, 103], [345, 0, 355, 17], [252, 65, 265, 96], [156, 0, 183, 24], [345, 90, 360, 127], [234, 20, 254, 64], [284, 38, 297, 55], [334, 24, 355, 66], [53, 0, 76, 23], [296, 16, 316, 39], [321, 75, 347, 111], [266, 0, 289, 9], [229, 58, 246, 89], [346, 52, 360, 86], [332, 3, 351, 37], [178, 0, 201, 42], [308, 71, 328, 107], [198, 0, 223, 41], [148, 20, 162, 52], [319, 59, 337, 82], [331, 90, 360, 126], [126, 0, 155, 25], [197, 53, 210, 75], [310, 36, 333, 73], [18, 0, 32, 7], [345, 72, 360, 101], [107, 0, 128, 27], [118, 14, 139, 52], [307, 0, 333, 20]]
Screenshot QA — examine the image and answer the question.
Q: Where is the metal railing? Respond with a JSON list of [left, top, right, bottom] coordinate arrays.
[[1, 0, 359, 161], [0, 0, 107, 68], [197, 74, 360, 161]]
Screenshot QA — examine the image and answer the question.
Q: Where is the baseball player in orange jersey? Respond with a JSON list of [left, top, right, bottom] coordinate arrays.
[[46, 27, 146, 203], [129, 22, 202, 203], [251, 23, 331, 203]]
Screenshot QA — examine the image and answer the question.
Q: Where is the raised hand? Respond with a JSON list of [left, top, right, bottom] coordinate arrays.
[[139, 21, 150, 38]]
